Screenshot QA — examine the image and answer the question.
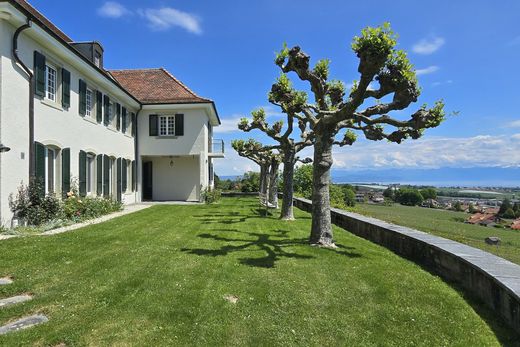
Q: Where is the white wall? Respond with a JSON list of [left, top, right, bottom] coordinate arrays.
[[0, 16, 139, 225], [145, 156, 200, 201]]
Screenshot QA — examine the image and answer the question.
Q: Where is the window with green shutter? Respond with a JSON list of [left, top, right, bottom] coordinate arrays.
[[61, 148, 71, 198], [103, 95, 110, 126], [103, 155, 110, 198], [116, 103, 121, 131], [34, 142, 46, 187], [122, 159, 128, 192], [79, 150, 87, 197], [131, 160, 136, 192], [96, 91, 103, 123], [122, 107, 127, 133], [175, 114, 184, 136], [97, 155, 103, 196], [62, 69, 71, 108], [116, 158, 122, 202], [34, 51, 46, 97], [79, 79, 87, 116], [149, 114, 158, 136]]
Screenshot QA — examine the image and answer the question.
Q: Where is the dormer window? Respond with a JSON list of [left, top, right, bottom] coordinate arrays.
[[94, 52, 101, 68]]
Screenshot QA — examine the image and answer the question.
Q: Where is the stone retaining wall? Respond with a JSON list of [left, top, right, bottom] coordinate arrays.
[[293, 197, 520, 334]]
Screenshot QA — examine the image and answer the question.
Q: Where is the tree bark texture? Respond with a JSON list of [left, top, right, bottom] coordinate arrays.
[[280, 149, 296, 220], [268, 159, 279, 207], [310, 134, 335, 246]]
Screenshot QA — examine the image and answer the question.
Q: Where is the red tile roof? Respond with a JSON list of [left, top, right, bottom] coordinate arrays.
[[8, 0, 73, 43], [466, 213, 496, 225], [109, 68, 212, 105]]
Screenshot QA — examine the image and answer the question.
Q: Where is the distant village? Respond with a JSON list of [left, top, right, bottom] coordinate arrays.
[[352, 184, 520, 231]]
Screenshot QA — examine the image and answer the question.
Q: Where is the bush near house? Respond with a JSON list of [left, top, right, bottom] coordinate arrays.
[[201, 187, 222, 204], [7, 179, 122, 230]]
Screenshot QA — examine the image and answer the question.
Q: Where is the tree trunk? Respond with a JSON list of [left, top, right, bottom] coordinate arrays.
[[280, 149, 296, 220], [259, 163, 269, 204], [268, 159, 279, 207], [309, 134, 335, 247]]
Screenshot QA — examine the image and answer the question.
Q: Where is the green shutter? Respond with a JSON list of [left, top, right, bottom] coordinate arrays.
[[149, 114, 158, 136], [131, 113, 136, 137], [79, 79, 87, 116], [62, 68, 71, 108], [97, 155, 103, 196], [122, 107, 127, 133], [103, 155, 110, 198], [116, 103, 121, 131], [122, 159, 127, 192], [79, 150, 87, 197], [34, 142, 46, 185], [175, 114, 184, 136], [131, 160, 136, 192], [96, 91, 103, 123], [34, 51, 46, 97], [103, 95, 110, 126], [116, 158, 122, 202], [61, 148, 71, 198]]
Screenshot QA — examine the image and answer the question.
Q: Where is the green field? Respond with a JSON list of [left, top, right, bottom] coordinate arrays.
[[354, 203, 520, 265], [0, 197, 517, 345]]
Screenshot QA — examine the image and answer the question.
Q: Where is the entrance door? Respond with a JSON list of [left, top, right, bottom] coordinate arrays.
[[143, 161, 153, 200]]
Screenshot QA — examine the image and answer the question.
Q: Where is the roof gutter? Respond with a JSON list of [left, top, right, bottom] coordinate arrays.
[[12, 19, 34, 177]]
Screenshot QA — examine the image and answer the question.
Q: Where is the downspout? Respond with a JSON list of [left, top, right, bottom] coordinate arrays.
[[134, 105, 142, 202], [12, 19, 34, 177]]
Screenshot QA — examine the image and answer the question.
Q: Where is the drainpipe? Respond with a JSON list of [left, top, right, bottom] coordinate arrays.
[[134, 105, 142, 202], [12, 19, 34, 177]]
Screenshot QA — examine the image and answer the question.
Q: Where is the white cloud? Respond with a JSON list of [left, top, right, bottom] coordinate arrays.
[[432, 80, 453, 87], [330, 134, 520, 170], [412, 37, 445, 55], [138, 7, 202, 34], [508, 120, 520, 128], [214, 115, 244, 134], [415, 65, 439, 76], [97, 1, 131, 18], [213, 133, 520, 176]]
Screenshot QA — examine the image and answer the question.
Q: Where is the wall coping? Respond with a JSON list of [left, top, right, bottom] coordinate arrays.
[[294, 197, 520, 333]]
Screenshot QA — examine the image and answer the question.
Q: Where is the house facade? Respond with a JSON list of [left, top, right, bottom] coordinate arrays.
[[0, 0, 223, 225]]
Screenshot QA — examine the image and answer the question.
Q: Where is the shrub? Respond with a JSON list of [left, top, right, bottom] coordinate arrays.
[[201, 188, 222, 204], [63, 193, 122, 221], [294, 164, 313, 199], [502, 208, 516, 219]]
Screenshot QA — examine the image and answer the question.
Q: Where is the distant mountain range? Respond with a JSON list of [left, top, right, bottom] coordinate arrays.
[[220, 167, 520, 188]]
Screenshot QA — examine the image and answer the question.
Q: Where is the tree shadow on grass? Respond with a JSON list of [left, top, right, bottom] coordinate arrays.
[[181, 230, 362, 268]]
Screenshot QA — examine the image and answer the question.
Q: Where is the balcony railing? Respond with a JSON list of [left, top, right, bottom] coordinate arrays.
[[211, 139, 224, 155]]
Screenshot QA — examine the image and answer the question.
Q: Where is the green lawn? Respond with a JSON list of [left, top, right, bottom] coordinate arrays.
[[354, 202, 520, 265], [0, 197, 517, 346]]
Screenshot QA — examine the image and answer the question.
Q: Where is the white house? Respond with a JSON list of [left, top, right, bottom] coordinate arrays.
[[0, 0, 223, 225]]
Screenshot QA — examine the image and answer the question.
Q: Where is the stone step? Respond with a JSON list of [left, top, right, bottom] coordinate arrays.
[[0, 278, 13, 285], [0, 295, 32, 309], [0, 314, 48, 335]]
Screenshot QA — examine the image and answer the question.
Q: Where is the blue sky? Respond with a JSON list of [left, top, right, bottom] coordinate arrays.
[[31, 0, 520, 177]]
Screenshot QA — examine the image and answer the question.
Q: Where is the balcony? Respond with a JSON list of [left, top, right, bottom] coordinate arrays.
[[209, 138, 225, 158]]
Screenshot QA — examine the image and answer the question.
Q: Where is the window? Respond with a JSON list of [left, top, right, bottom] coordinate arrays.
[[108, 101, 114, 125], [94, 52, 101, 67], [45, 64, 57, 102], [86, 154, 95, 194], [45, 147, 56, 194], [86, 88, 93, 117], [126, 160, 132, 192], [159, 116, 175, 136]]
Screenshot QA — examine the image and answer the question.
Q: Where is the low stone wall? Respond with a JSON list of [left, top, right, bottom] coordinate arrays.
[[293, 197, 520, 334]]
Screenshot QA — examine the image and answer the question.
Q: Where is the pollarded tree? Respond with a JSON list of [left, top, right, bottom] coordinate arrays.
[[238, 108, 313, 220], [270, 23, 446, 247], [231, 139, 280, 206]]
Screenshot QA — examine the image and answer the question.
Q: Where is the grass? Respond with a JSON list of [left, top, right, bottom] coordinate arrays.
[[354, 202, 520, 265], [0, 197, 517, 346]]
